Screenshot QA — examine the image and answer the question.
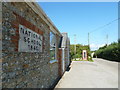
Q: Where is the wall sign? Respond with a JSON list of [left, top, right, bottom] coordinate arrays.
[[18, 24, 42, 52]]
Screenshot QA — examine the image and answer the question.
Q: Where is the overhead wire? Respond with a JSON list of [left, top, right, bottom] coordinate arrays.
[[88, 18, 119, 50], [89, 18, 120, 34]]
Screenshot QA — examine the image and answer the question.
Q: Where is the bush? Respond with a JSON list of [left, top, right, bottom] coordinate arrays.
[[88, 56, 94, 62], [70, 44, 90, 59], [95, 42, 119, 62]]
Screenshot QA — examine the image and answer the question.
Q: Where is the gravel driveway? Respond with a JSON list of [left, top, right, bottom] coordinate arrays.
[[55, 58, 118, 88]]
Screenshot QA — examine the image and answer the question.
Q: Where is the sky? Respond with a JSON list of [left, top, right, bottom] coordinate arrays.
[[38, 2, 118, 51]]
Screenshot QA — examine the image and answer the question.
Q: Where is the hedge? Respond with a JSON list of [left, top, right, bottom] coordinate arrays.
[[94, 42, 120, 62]]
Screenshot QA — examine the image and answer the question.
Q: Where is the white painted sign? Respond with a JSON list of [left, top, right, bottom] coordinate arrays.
[[18, 25, 42, 52]]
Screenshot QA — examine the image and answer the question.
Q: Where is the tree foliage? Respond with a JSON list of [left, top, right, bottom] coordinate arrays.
[[70, 44, 91, 59], [94, 41, 120, 62]]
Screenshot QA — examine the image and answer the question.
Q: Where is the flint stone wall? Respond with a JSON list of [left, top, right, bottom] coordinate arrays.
[[2, 2, 61, 88]]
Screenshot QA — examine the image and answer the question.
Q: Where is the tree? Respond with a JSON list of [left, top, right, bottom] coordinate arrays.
[[94, 42, 119, 62], [70, 44, 91, 59]]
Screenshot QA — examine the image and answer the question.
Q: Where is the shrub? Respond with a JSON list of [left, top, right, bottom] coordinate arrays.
[[95, 42, 119, 62]]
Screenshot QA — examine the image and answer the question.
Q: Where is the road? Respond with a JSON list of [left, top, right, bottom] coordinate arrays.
[[55, 58, 118, 88]]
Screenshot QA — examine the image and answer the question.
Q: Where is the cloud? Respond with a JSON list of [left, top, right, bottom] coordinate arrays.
[[90, 43, 105, 51]]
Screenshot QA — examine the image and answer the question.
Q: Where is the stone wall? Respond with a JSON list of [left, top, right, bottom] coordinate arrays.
[[61, 33, 70, 71], [0, 1, 2, 89], [65, 37, 70, 69], [2, 2, 61, 88]]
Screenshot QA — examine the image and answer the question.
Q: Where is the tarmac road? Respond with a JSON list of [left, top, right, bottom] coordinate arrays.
[[55, 58, 118, 88]]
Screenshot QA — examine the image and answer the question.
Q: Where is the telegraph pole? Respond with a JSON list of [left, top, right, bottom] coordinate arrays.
[[88, 33, 90, 46], [74, 34, 76, 55], [106, 34, 108, 46]]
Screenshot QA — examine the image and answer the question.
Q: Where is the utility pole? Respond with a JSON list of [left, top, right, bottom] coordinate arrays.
[[106, 34, 108, 46], [88, 33, 90, 46], [74, 34, 76, 55]]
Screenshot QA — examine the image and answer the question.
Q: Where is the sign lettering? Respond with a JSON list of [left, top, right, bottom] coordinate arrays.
[[18, 25, 42, 52]]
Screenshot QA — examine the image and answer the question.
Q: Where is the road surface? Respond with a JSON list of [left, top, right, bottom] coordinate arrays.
[[55, 58, 118, 88]]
